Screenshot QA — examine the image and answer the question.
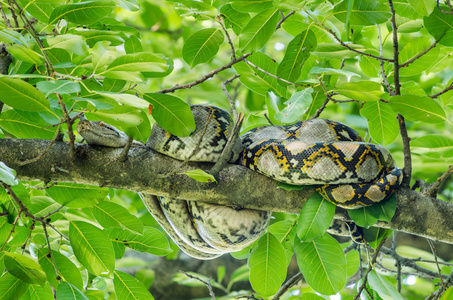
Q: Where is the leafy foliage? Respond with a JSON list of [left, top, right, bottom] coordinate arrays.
[[0, 0, 452, 299]]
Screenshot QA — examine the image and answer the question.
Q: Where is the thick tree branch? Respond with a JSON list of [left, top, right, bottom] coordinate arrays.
[[1, 139, 453, 245]]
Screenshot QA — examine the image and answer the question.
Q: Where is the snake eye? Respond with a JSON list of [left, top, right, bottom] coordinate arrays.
[[99, 121, 105, 126]]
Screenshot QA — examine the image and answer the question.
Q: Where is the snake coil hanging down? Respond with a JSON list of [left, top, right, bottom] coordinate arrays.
[[78, 105, 402, 260]]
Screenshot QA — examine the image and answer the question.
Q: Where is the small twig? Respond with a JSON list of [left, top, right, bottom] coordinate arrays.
[[221, 74, 241, 122], [272, 272, 303, 300], [378, 25, 394, 95], [392, 232, 402, 292], [425, 165, 453, 197], [427, 239, 444, 289], [400, 40, 439, 68], [0, 4, 12, 28], [397, 114, 412, 188], [311, 76, 332, 119], [305, 11, 393, 62], [0, 210, 21, 251], [119, 136, 134, 162], [389, 0, 400, 95], [42, 205, 65, 220], [275, 11, 295, 30], [437, 0, 453, 15], [264, 113, 274, 125], [47, 222, 69, 241], [426, 268, 453, 300], [429, 82, 453, 98], [1, 182, 36, 220], [155, 53, 252, 94], [42, 222, 60, 281], [210, 113, 244, 177], [244, 59, 309, 87], [353, 239, 387, 300], [19, 125, 62, 166], [217, 16, 236, 60], [179, 271, 216, 300]]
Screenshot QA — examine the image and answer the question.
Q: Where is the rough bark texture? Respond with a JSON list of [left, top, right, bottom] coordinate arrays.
[[1, 139, 452, 245]]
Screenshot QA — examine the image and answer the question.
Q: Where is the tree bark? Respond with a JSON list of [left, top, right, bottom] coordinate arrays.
[[1, 138, 452, 245]]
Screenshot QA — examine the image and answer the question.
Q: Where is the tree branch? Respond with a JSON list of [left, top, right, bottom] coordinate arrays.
[[155, 53, 252, 94], [2, 139, 453, 245]]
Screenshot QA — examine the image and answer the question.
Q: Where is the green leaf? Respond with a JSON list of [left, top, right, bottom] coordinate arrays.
[[334, 0, 392, 25], [37, 248, 83, 291], [28, 284, 54, 300], [182, 28, 224, 68], [220, 4, 250, 35], [277, 182, 307, 191], [7, 44, 44, 65], [411, 134, 453, 159], [28, 196, 65, 218], [47, 34, 89, 56], [72, 29, 125, 47], [234, 52, 287, 97], [4, 253, 47, 286], [231, 0, 274, 13], [227, 265, 250, 291], [377, 194, 397, 223], [312, 43, 366, 59], [175, 1, 217, 18], [0, 216, 14, 245], [36, 80, 81, 97], [104, 52, 169, 73], [345, 249, 360, 277], [239, 9, 280, 53], [335, 81, 384, 102], [348, 206, 379, 228], [297, 193, 335, 242], [0, 162, 18, 186], [0, 78, 50, 112], [56, 282, 88, 300], [277, 30, 317, 85], [295, 234, 346, 295], [49, 1, 115, 25], [424, 5, 453, 46], [389, 95, 447, 123], [0, 272, 29, 300], [179, 169, 217, 183], [300, 293, 325, 300], [124, 35, 143, 54], [248, 232, 286, 297], [368, 270, 404, 300], [113, 270, 154, 300], [399, 36, 440, 76], [310, 67, 360, 82], [69, 220, 115, 276], [408, 0, 435, 16], [93, 201, 144, 234], [143, 93, 195, 137], [46, 183, 109, 208], [360, 101, 399, 145], [0, 110, 58, 139], [107, 227, 172, 256], [269, 220, 296, 265], [362, 227, 392, 249], [274, 88, 313, 123]]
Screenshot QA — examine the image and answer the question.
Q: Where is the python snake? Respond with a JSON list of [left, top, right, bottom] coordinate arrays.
[[78, 105, 402, 260]]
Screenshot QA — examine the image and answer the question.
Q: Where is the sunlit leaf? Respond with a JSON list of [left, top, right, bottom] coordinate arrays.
[[248, 232, 286, 297], [182, 28, 224, 68], [69, 221, 115, 276], [113, 270, 154, 300]]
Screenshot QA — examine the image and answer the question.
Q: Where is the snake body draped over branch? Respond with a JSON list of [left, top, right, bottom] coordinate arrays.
[[78, 104, 402, 260]]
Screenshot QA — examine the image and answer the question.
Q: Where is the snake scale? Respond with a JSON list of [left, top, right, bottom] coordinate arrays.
[[78, 105, 402, 260]]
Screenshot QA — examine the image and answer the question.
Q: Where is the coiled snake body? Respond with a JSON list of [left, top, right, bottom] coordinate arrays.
[[78, 105, 402, 260]]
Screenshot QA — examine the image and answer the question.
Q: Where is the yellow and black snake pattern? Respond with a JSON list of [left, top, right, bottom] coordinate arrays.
[[78, 104, 402, 260]]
